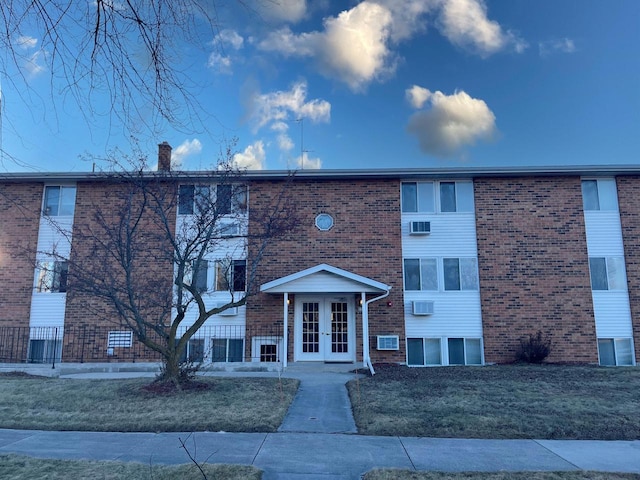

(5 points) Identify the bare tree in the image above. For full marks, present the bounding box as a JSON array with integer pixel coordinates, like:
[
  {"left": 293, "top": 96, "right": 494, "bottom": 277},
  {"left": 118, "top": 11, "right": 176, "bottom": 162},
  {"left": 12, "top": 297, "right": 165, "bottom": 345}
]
[
  {"left": 0, "top": 1, "right": 257, "bottom": 142},
  {"left": 42, "top": 147, "right": 297, "bottom": 386}
]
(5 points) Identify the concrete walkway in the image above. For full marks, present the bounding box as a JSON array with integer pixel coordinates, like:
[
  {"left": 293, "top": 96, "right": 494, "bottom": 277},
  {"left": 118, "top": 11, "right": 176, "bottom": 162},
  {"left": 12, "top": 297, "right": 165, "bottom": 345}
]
[
  {"left": 2, "top": 365, "right": 640, "bottom": 478},
  {"left": 1, "top": 429, "right": 639, "bottom": 479}
]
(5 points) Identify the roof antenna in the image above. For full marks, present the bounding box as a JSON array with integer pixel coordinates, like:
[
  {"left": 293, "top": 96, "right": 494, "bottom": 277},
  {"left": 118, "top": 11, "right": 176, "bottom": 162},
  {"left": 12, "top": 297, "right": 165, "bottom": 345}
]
[{"left": 296, "top": 117, "right": 304, "bottom": 169}]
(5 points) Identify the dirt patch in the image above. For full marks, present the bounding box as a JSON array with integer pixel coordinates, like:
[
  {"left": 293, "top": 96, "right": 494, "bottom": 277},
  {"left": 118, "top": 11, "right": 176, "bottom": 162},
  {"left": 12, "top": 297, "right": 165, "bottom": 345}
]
[
  {"left": 0, "top": 371, "right": 47, "bottom": 379},
  {"left": 140, "top": 379, "right": 213, "bottom": 395}
]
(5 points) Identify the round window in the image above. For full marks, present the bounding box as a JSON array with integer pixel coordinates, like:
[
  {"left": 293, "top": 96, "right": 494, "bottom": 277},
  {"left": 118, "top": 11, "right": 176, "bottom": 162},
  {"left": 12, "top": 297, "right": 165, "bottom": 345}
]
[{"left": 315, "top": 213, "right": 334, "bottom": 231}]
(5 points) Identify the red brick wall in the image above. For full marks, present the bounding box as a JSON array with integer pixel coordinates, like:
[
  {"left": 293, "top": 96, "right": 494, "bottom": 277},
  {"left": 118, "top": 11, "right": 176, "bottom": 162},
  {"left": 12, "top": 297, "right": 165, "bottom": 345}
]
[
  {"left": 616, "top": 176, "right": 640, "bottom": 362},
  {"left": 474, "top": 176, "right": 597, "bottom": 364},
  {"left": 247, "top": 178, "right": 405, "bottom": 363},
  {"left": 0, "top": 183, "right": 43, "bottom": 327},
  {"left": 63, "top": 180, "right": 175, "bottom": 362}
]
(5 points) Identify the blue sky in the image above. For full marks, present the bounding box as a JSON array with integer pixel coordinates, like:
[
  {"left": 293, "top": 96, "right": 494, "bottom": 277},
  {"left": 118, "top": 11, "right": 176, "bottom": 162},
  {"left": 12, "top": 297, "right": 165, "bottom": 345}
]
[{"left": 1, "top": 0, "right": 639, "bottom": 172}]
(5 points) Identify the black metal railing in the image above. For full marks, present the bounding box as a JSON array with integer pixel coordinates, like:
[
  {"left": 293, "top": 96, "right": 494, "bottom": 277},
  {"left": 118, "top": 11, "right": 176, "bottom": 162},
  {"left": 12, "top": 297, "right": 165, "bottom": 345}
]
[{"left": 0, "top": 324, "right": 284, "bottom": 366}]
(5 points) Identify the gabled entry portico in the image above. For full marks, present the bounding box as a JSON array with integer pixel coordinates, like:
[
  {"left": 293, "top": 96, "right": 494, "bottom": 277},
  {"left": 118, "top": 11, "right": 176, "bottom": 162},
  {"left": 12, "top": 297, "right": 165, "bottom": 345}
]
[{"left": 260, "top": 264, "right": 391, "bottom": 372}]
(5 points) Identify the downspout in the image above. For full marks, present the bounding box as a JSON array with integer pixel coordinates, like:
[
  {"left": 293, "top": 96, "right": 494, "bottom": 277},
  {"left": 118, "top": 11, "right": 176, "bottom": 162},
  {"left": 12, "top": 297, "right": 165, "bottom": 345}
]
[{"left": 363, "top": 288, "right": 391, "bottom": 375}]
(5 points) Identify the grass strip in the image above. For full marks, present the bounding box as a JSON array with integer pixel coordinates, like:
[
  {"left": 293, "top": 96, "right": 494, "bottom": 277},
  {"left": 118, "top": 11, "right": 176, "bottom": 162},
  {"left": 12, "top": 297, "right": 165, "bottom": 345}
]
[
  {"left": 348, "top": 364, "right": 640, "bottom": 439},
  {"left": 0, "top": 376, "right": 298, "bottom": 432},
  {"left": 0, "top": 454, "right": 261, "bottom": 480}
]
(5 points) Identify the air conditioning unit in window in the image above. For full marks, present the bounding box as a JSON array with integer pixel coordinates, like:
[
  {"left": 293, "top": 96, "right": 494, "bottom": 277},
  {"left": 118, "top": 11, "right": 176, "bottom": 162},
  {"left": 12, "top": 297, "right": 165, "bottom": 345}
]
[
  {"left": 410, "top": 221, "right": 431, "bottom": 235},
  {"left": 412, "top": 300, "right": 435, "bottom": 316},
  {"left": 377, "top": 335, "right": 399, "bottom": 351},
  {"left": 217, "top": 303, "right": 238, "bottom": 316}
]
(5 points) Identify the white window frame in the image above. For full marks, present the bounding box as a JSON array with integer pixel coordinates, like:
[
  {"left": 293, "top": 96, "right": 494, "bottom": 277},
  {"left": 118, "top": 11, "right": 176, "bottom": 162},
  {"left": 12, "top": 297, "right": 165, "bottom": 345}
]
[
  {"left": 447, "top": 337, "right": 483, "bottom": 365},
  {"left": 43, "top": 185, "right": 76, "bottom": 216},
  {"left": 581, "top": 178, "right": 618, "bottom": 212},
  {"left": 443, "top": 257, "right": 479, "bottom": 291},
  {"left": 35, "top": 260, "right": 69, "bottom": 293},
  {"left": 211, "top": 337, "right": 244, "bottom": 363},
  {"left": 588, "top": 257, "right": 627, "bottom": 291},
  {"left": 402, "top": 180, "right": 474, "bottom": 214},
  {"left": 403, "top": 258, "right": 438, "bottom": 291},
  {"left": 597, "top": 338, "right": 634, "bottom": 366}
]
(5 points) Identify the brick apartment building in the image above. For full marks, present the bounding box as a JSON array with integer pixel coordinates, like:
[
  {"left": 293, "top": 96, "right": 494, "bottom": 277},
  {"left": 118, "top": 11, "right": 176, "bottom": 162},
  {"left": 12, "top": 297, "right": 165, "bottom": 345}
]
[{"left": 1, "top": 151, "right": 638, "bottom": 369}]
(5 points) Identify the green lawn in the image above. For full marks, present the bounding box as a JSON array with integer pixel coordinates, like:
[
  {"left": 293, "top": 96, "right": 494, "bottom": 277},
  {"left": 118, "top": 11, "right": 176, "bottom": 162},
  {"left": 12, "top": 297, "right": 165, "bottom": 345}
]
[
  {"left": 0, "top": 374, "right": 298, "bottom": 432},
  {"left": 348, "top": 364, "right": 640, "bottom": 439}
]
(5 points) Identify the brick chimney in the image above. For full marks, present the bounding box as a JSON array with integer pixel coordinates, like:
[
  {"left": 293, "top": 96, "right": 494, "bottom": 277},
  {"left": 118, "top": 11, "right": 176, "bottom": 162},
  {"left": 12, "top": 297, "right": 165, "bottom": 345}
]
[{"left": 158, "top": 141, "right": 172, "bottom": 171}]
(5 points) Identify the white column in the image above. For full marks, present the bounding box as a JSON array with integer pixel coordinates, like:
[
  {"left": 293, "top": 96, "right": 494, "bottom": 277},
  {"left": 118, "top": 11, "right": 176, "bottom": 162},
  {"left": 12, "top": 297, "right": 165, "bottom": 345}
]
[{"left": 283, "top": 293, "right": 289, "bottom": 369}]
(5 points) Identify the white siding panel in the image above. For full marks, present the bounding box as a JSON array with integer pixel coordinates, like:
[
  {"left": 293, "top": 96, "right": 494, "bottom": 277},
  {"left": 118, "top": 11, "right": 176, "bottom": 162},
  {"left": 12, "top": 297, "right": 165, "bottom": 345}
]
[
  {"left": 29, "top": 294, "right": 66, "bottom": 328},
  {"left": 402, "top": 213, "right": 477, "bottom": 257},
  {"left": 36, "top": 217, "right": 74, "bottom": 257},
  {"left": 584, "top": 212, "right": 624, "bottom": 256},
  {"left": 592, "top": 291, "right": 633, "bottom": 337},
  {"left": 178, "top": 294, "right": 247, "bottom": 328},
  {"left": 404, "top": 291, "right": 483, "bottom": 338}
]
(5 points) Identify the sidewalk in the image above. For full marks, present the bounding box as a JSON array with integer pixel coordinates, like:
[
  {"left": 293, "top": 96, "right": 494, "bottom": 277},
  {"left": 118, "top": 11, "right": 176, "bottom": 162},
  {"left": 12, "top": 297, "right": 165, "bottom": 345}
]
[
  {"left": 1, "top": 366, "right": 639, "bottom": 479},
  {"left": 1, "top": 429, "right": 639, "bottom": 479}
]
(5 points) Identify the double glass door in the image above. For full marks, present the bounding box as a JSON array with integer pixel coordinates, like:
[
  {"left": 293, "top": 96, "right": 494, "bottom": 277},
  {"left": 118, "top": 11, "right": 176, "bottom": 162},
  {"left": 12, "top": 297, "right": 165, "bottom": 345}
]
[{"left": 295, "top": 296, "right": 354, "bottom": 362}]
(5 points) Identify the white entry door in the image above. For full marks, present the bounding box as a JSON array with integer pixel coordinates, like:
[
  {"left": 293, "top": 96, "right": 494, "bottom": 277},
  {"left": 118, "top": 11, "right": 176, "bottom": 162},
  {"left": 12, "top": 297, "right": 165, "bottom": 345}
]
[{"left": 295, "top": 296, "right": 355, "bottom": 362}]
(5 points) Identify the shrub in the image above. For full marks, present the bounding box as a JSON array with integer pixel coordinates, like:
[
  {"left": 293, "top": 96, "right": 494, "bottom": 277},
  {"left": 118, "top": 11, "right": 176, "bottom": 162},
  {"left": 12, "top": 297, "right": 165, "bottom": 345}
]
[{"left": 517, "top": 331, "right": 552, "bottom": 363}]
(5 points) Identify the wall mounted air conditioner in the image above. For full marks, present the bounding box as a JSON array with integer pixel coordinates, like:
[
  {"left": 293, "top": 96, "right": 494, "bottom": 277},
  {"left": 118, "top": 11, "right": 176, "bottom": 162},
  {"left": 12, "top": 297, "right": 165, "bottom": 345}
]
[
  {"left": 410, "top": 221, "right": 431, "bottom": 235},
  {"left": 377, "top": 335, "right": 399, "bottom": 351},
  {"left": 412, "top": 300, "right": 435, "bottom": 316}
]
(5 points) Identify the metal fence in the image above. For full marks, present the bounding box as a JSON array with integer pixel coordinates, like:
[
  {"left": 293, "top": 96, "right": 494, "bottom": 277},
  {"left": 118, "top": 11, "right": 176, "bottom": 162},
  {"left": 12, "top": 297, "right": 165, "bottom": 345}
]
[{"left": 0, "top": 324, "right": 285, "bottom": 366}]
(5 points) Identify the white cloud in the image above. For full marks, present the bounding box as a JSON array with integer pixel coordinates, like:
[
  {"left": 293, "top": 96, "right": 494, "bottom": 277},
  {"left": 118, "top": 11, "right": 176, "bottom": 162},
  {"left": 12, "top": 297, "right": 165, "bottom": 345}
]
[
  {"left": 16, "top": 35, "right": 38, "bottom": 49},
  {"left": 438, "top": 0, "right": 527, "bottom": 56},
  {"left": 277, "top": 133, "right": 294, "bottom": 152},
  {"left": 248, "top": 80, "right": 330, "bottom": 133},
  {"left": 23, "top": 50, "right": 46, "bottom": 77},
  {"left": 406, "top": 88, "right": 497, "bottom": 157},
  {"left": 296, "top": 152, "right": 322, "bottom": 169},
  {"left": 232, "top": 141, "right": 266, "bottom": 170},
  {"left": 171, "top": 139, "right": 202, "bottom": 168},
  {"left": 257, "top": 0, "right": 308, "bottom": 24},
  {"left": 406, "top": 85, "right": 432, "bottom": 109},
  {"left": 373, "top": 0, "right": 437, "bottom": 42},
  {"left": 258, "top": 2, "right": 395, "bottom": 91},
  {"left": 257, "top": 0, "right": 524, "bottom": 91},
  {"left": 539, "top": 38, "right": 576, "bottom": 57},
  {"left": 207, "top": 29, "right": 244, "bottom": 74}
]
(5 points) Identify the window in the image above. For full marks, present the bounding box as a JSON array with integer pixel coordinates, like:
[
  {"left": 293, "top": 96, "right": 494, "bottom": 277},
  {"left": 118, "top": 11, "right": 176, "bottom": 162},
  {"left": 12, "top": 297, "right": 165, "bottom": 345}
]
[
  {"left": 216, "top": 184, "right": 248, "bottom": 215},
  {"left": 211, "top": 338, "right": 243, "bottom": 362},
  {"left": 193, "top": 260, "right": 208, "bottom": 292},
  {"left": 36, "top": 261, "right": 68, "bottom": 293},
  {"left": 28, "top": 339, "right": 62, "bottom": 363},
  {"left": 582, "top": 179, "right": 618, "bottom": 211},
  {"left": 402, "top": 182, "right": 434, "bottom": 213},
  {"left": 403, "top": 258, "right": 437, "bottom": 291},
  {"left": 407, "top": 338, "right": 442, "bottom": 366},
  {"left": 589, "top": 257, "right": 626, "bottom": 291},
  {"left": 178, "top": 185, "right": 211, "bottom": 215},
  {"left": 598, "top": 338, "right": 633, "bottom": 366},
  {"left": 178, "top": 338, "right": 205, "bottom": 363},
  {"left": 402, "top": 181, "right": 473, "bottom": 213},
  {"left": 440, "top": 181, "right": 474, "bottom": 213},
  {"left": 260, "top": 344, "right": 278, "bottom": 362},
  {"left": 443, "top": 258, "right": 478, "bottom": 291},
  {"left": 215, "top": 259, "right": 246, "bottom": 292},
  {"left": 43, "top": 186, "right": 76, "bottom": 216},
  {"left": 448, "top": 338, "right": 482, "bottom": 365}
]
